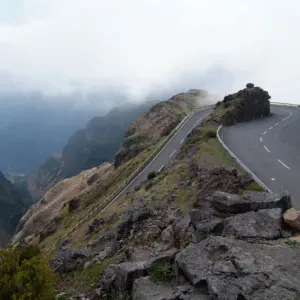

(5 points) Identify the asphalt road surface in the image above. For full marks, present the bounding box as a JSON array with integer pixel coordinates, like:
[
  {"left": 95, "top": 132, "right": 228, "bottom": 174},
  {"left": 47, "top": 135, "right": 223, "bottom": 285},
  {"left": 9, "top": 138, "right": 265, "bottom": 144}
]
[
  {"left": 220, "top": 105, "right": 300, "bottom": 208},
  {"left": 126, "top": 107, "right": 213, "bottom": 191}
]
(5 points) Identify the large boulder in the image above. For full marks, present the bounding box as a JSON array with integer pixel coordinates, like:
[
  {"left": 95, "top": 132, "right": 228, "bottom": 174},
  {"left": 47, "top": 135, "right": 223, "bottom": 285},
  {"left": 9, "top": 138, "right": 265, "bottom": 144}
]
[
  {"left": 221, "top": 85, "right": 271, "bottom": 126},
  {"left": 50, "top": 247, "right": 92, "bottom": 273},
  {"left": 222, "top": 208, "right": 282, "bottom": 239},
  {"left": 176, "top": 236, "right": 300, "bottom": 300},
  {"left": 132, "top": 277, "right": 211, "bottom": 300},
  {"left": 212, "top": 191, "right": 291, "bottom": 214},
  {"left": 283, "top": 208, "right": 300, "bottom": 231},
  {"left": 99, "top": 261, "right": 148, "bottom": 292},
  {"left": 124, "top": 199, "right": 152, "bottom": 223}
]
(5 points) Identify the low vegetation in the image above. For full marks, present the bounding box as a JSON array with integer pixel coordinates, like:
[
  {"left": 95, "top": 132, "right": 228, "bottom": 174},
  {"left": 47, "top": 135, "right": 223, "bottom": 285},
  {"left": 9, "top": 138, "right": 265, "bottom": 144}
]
[
  {"left": 0, "top": 245, "right": 55, "bottom": 300},
  {"left": 149, "top": 262, "right": 174, "bottom": 283}
]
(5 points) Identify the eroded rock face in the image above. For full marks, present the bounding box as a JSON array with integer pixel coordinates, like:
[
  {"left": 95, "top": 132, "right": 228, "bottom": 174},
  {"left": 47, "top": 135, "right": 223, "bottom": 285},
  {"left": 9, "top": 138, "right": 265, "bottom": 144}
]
[{"left": 175, "top": 236, "right": 300, "bottom": 300}]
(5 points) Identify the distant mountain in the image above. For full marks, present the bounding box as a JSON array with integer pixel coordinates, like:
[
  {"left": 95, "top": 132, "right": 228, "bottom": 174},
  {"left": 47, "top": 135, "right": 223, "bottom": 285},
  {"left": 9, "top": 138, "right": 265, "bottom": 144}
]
[
  {"left": 0, "top": 91, "right": 109, "bottom": 175},
  {"left": 15, "top": 101, "right": 157, "bottom": 200},
  {"left": 0, "top": 171, "right": 28, "bottom": 247}
]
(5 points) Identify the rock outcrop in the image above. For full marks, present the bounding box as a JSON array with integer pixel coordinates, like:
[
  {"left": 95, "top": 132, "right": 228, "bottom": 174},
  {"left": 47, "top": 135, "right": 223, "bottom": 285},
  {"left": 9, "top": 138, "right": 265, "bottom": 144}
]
[
  {"left": 218, "top": 84, "right": 271, "bottom": 126},
  {"left": 176, "top": 236, "right": 300, "bottom": 300},
  {"left": 77, "top": 190, "right": 300, "bottom": 300}
]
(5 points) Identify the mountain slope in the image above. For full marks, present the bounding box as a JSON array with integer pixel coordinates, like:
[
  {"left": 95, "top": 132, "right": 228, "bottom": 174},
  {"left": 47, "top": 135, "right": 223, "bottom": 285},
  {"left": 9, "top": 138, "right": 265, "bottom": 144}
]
[
  {"left": 12, "top": 90, "right": 212, "bottom": 245},
  {"left": 15, "top": 101, "right": 158, "bottom": 201},
  {"left": 0, "top": 171, "right": 27, "bottom": 247}
]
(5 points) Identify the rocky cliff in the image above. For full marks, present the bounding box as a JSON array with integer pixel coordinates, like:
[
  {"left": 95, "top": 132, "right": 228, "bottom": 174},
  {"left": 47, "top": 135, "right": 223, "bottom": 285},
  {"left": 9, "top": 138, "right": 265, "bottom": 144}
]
[
  {"left": 216, "top": 83, "right": 271, "bottom": 126},
  {"left": 0, "top": 171, "right": 27, "bottom": 247}
]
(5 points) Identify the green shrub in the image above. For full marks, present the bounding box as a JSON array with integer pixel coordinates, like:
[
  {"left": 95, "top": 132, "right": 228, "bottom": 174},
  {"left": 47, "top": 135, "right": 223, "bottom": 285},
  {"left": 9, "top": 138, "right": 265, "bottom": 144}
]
[
  {"left": 149, "top": 262, "right": 173, "bottom": 283},
  {"left": 0, "top": 245, "right": 55, "bottom": 300},
  {"left": 284, "top": 239, "right": 300, "bottom": 248},
  {"left": 147, "top": 171, "right": 156, "bottom": 180},
  {"left": 204, "top": 130, "right": 216, "bottom": 139}
]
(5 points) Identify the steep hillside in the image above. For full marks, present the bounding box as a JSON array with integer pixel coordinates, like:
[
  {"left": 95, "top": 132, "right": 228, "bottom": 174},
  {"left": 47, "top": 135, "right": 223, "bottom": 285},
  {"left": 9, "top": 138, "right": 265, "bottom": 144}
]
[
  {"left": 115, "top": 89, "right": 213, "bottom": 167},
  {"left": 15, "top": 101, "right": 157, "bottom": 202},
  {"left": 16, "top": 86, "right": 300, "bottom": 300},
  {"left": 0, "top": 171, "right": 28, "bottom": 247},
  {"left": 13, "top": 90, "right": 213, "bottom": 246}
]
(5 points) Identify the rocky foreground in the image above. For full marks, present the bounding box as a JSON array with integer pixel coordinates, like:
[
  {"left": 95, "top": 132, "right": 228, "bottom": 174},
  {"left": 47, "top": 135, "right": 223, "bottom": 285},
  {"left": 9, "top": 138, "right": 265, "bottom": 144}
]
[{"left": 52, "top": 179, "right": 300, "bottom": 300}]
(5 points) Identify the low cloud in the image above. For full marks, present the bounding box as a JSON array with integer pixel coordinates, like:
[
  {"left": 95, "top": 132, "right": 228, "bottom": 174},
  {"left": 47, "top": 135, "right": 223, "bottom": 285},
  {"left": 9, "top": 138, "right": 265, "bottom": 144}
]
[{"left": 0, "top": 0, "right": 299, "bottom": 103}]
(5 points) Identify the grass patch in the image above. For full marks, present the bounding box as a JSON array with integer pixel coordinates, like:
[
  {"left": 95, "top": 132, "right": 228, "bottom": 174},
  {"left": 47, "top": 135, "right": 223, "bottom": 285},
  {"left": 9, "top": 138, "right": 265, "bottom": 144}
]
[
  {"left": 284, "top": 239, "right": 300, "bottom": 248},
  {"left": 149, "top": 262, "right": 173, "bottom": 283},
  {"left": 245, "top": 182, "right": 264, "bottom": 192},
  {"left": 72, "top": 256, "right": 115, "bottom": 293}
]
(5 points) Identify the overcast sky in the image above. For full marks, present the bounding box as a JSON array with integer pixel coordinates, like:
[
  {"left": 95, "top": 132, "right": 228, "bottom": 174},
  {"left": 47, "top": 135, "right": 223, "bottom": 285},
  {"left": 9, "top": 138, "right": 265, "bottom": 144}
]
[{"left": 0, "top": 0, "right": 299, "bottom": 103}]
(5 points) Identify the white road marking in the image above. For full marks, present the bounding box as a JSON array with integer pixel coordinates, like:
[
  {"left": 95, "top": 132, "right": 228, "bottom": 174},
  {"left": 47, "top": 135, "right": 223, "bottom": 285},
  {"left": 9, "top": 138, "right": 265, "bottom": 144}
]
[
  {"left": 281, "top": 109, "right": 293, "bottom": 122},
  {"left": 170, "top": 150, "right": 176, "bottom": 158},
  {"left": 180, "top": 138, "right": 184, "bottom": 144},
  {"left": 260, "top": 137, "right": 263, "bottom": 142},
  {"left": 269, "top": 127, "right": 273, "bottom": 130},
  {"left": 263, "top": 131, "right": 267, "bottom": 135},
  {"left": 264, "top": 146, "right": 271, "bottom": 153},
  {"left": 158, "top": 165, "right": 164, "bottom": 172},
  {"left": 275, "top": 122, "right": 279, "bottom": 126},
  {"left": 277, "top": 159, "right": 291, "bottom": 170},
  {"left": 271, "top": 178, "right": 275, "bottom": 181}
]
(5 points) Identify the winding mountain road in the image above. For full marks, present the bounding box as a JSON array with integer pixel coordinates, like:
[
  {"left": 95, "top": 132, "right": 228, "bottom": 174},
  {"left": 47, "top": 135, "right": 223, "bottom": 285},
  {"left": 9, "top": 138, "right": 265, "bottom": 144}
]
[
  {"left": 125, "top": 107, "right": 213, "bottom": 191},
  {"left": 220, "top": 105, "right": 300, "bottom": 208}
]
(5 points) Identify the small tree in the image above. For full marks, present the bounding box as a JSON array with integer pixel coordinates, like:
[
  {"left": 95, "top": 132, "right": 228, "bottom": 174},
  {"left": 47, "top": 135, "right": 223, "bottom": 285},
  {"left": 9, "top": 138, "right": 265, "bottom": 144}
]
[{"left": 0, "top": 245, "right": 55, "bottom": 300}]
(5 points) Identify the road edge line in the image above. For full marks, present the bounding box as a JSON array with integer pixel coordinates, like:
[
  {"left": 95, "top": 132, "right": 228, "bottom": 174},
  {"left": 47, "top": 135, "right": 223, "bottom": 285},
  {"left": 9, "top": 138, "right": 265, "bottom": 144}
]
[{"left": 217, "top": 125, "right": 273, "bottom": 193}]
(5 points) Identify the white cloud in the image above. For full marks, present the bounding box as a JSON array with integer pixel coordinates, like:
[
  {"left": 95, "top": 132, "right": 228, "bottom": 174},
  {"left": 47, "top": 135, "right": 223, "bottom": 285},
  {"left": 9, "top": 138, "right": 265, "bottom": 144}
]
[{"left": 0, "top": 0, "right": 299, "bottom": 102}]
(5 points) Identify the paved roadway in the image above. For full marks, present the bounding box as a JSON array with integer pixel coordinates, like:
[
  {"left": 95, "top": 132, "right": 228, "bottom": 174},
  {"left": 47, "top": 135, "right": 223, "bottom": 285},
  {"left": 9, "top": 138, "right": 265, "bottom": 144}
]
[
  {"left": 126, "top": 107, "right": 213, "bottom": 191},
  {"left": 220, "top": 105, "right": 300, "bottom": 208}
]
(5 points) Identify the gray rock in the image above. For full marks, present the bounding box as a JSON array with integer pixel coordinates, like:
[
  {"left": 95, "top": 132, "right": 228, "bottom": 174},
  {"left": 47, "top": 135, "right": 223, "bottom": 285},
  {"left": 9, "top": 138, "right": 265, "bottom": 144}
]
[
  {"left": 50, "top": 247, "right": 92, "bottom": 273},
  {"left": 88, "top": 218, "right": 105, "bottom": 234},
  {"left": 124, "top": 199, "right": 151, "bottom": 223},
  {"left": 60, "top": 237, "right": 72, "bottom": 248},
  {"left": 145, "top": 248, "right": 178, "bottom": 269},
  {"left": 84, "top": 260, "right": 94, "bottom": 269},
  {"left": 223, "top": 208, "right": 282, "bottom": 239},
  {"left": 194, "top": 218, "right": 224, "bottom": 242},
  {"left": 212, "top": 191, "right": 291, "bottom": 214},
  {"left": 189, "top": 208, "right": 215, "bottom": 228},
  {"left": 99, "top": 261, "right": 147, "bottom": 291},
  {"left": 176, "top": 236, "right": 300, "bottom": 300},
  {"left": 283, "top": 207, "right": 300, "bottom": 231},
  {"left": 173, "top": 215, "right": 193, "bottom": 248},
  {"left": 161, "top": 225, "right": 174, "bottom": 244},
  {"left": 132, "top": 277, "right": 211, "bottom": 300},
  {"left": 56, "top": 292, "right": 67, "bottom": 299}
]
